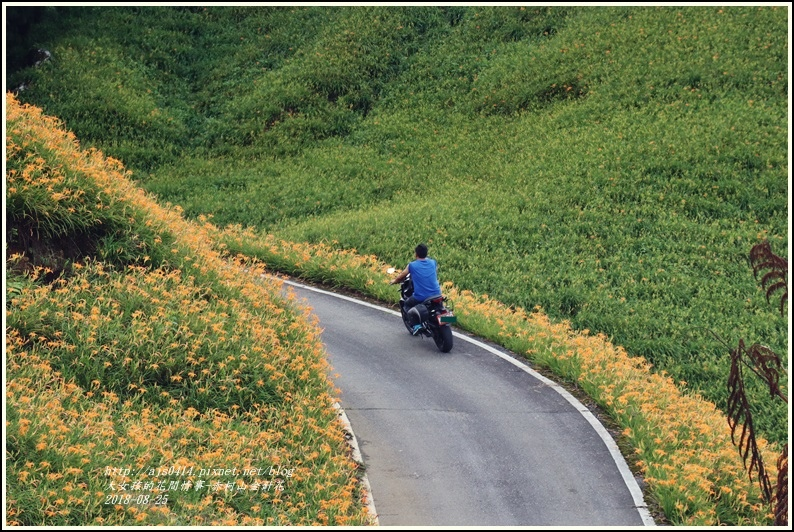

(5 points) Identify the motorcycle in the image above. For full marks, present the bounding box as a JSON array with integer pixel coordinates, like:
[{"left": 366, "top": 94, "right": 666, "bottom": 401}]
[{"left": 392, "top": 271, "right": 456, "bottom": 353}]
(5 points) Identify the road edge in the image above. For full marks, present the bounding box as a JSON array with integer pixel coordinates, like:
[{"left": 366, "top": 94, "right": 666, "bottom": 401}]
[{"left": 335, "top": 402, "right": 380, "bottom": 526}]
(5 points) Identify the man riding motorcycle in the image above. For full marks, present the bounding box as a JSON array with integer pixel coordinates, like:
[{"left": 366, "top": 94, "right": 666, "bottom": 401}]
[{"left": 389, "top": 243, "right": 442, "bottom": 335}]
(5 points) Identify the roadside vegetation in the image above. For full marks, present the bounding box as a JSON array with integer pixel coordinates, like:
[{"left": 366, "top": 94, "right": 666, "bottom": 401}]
[{"left": 6, "top": 4, "right": 788, "bottom": 525}]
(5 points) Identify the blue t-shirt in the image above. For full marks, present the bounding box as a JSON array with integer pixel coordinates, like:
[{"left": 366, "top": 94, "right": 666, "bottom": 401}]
[{"left": 408, "top": 258, "right": 442, "bottom": 301}]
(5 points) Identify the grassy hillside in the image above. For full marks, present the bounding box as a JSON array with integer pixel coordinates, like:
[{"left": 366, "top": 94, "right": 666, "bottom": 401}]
[
  {"left": 5, "top": 95, "right": 372, "bottom": 526},
  {"left": 6, "top": 0, "right": 788, "bottom": 482},
  {"left": 9, "top": 4, "right": 786, "bottom": 445},
  {"left": 5, "top": 5, "right": 790, "bottom": 525},
  {"left": 7, "top": 96, "right": 785, "bottom": 527},
  {"left": 7, "top": 97, "right": 783, "bottom": 528}
]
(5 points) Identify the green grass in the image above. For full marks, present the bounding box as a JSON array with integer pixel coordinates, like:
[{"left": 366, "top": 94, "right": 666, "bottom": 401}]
[{"left": 6, "top": 3, "right": 788, "bottom": 517}]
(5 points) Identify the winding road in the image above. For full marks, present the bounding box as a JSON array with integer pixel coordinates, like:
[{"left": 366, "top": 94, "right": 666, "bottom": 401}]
[{"left": 283, "top": 278, "right": 655, "bottom": 527}]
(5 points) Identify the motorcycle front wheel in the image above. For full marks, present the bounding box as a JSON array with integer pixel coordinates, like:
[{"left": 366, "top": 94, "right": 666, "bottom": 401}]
[{"left": 434, "top": 325, "right": 454, "bottom": 353}]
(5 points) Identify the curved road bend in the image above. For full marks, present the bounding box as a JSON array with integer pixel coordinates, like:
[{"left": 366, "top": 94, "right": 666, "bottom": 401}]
[{"left": 283, "top": 279, "right": 654, "bottom": 527}]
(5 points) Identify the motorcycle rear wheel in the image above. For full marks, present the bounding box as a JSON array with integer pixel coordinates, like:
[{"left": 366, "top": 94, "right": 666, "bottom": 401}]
[{"left": 434, "top": 325, "right": 454, "bottom": 353}]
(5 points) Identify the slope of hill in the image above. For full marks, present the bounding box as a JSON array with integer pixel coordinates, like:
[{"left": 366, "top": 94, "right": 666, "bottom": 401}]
[{"left": 5, "top": 94, "right": 373, "bottom": 526}]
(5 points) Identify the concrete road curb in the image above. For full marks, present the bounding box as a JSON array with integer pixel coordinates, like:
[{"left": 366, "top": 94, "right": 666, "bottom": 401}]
[
  {"left": 258, "top": 272, "right": 380, "bottom": 524},
  {"left": 335, "top": 402, "right": 380, "bottom": 525}
]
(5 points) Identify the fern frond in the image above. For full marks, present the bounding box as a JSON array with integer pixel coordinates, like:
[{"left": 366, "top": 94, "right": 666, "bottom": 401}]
[
  {"left": 727, "top": 340, "right": 774, "bottom": 503},
  {"left": 750, "top": 241, "right": 788, "bottom": 317}
]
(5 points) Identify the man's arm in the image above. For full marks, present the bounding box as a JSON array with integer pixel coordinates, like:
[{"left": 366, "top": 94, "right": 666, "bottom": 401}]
[{"left": 389, "top": 265, "right": 410, "bottom": 285}]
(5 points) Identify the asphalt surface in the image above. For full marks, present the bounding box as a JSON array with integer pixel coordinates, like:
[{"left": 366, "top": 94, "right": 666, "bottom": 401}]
[{"left": 283, "top": 279, "right": 655, "bottom": 527}]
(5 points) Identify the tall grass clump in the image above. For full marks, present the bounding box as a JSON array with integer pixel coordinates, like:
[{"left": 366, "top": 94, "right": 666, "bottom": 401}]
[{"left": 5, "top": 94, "right": 373, "bottom": 526}]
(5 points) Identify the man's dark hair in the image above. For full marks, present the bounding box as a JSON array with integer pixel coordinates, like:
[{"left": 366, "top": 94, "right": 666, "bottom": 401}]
[{"left": 415, "top": 243, "right": 428, "bottom": 258}]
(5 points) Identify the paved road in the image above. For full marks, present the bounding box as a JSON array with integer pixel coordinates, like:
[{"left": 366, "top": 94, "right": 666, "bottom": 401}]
[{"left": 284, "top": 280, "right": 654, "bottom": 527}]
